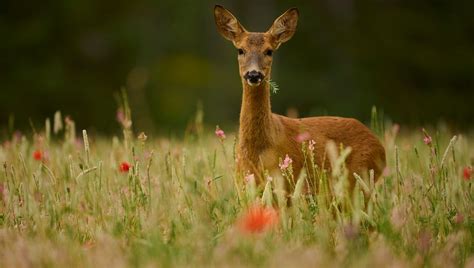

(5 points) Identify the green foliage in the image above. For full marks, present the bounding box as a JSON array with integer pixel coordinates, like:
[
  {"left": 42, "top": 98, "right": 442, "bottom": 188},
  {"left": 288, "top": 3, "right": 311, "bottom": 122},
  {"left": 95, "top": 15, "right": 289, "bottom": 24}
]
[
  {"left": 268, "top": 79, "right": 280, "bottom": 95},
  {"left": 371, "top": 106, "right": 385, "bottom": 138},
  {"left": 0, "top": 113, "right": 473, "bottom": 267}
]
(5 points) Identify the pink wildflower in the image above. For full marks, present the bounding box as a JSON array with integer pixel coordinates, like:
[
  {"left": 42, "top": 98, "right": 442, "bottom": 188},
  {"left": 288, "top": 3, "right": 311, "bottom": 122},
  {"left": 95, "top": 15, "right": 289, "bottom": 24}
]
[
  {"left": 116, "top": 108, "right": 125, "bottom": 124},
  {"left": 422, "top": 128, "right": 432, "bottom": 145},
  {"left": 423, "top": 136, "right": 432, "bottom": 145},
  {"left": 116, "top": 108, "right": 132, "bottom": 128},
  {"left": 295, "top": 132, "right": 310, "bottom": 143},
  {"left": 279, "top": 154, "right": 293, "bottom": 170},
  {"left": 215, "top": 126, "right": 226, "bottom": 140}
]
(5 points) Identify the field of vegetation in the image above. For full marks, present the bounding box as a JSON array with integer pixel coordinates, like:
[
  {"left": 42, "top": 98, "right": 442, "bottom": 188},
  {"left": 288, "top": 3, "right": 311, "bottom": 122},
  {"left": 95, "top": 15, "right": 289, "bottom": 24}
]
[{"left": 0, "top": 104, "right": 473, "bottom": 267}]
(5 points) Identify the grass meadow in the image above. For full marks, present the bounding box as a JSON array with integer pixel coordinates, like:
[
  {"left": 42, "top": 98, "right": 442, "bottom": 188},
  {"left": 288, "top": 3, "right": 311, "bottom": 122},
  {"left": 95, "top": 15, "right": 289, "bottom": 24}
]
[{"left": 0, "top": 104, "right": 473, "bottom": 267}]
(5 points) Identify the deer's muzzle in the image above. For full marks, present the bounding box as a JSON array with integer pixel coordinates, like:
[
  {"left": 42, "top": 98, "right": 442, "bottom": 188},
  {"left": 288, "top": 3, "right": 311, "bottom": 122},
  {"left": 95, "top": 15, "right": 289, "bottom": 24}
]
[{"left": 244, "top": 70, "right": 264, "bottom": 86}]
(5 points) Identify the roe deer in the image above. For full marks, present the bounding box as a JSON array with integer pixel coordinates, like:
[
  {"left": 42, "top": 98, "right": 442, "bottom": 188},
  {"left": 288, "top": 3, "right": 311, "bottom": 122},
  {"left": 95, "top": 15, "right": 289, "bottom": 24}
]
[{"left": 214, "top": 5, "right": 386, "bottom": 185}]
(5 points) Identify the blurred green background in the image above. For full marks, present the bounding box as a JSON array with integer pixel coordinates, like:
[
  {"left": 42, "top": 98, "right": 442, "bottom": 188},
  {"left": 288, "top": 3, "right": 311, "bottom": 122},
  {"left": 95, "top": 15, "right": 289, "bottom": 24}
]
[{"left": 1, "top": 0, "right": 473, "bottom": 134}]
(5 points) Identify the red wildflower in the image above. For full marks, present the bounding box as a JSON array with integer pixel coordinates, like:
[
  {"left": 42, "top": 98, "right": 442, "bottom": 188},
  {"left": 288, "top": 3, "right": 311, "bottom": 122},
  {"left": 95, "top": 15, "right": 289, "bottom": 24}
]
[
  {"left": 238, "top": 205, "right": 279, "bottom": 234},
  {"left": 463, "top": 167, "right": 472, "bottom": 181},
  {"left": 119, "top": 162, "right": 131, "bottom": 173},
  {"left": 32, "top": 150, "right": 43, "bottom": 161}
]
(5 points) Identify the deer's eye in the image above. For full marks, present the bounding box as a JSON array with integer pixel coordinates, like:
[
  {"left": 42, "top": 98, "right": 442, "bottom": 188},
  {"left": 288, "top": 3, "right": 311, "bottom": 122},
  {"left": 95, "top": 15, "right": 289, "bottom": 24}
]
[
  {"left": 265, "top": 49, "right": 273, "bottom": 56},
  {"left": 238, "top": 49, "right": 245, "bottom": 55}
]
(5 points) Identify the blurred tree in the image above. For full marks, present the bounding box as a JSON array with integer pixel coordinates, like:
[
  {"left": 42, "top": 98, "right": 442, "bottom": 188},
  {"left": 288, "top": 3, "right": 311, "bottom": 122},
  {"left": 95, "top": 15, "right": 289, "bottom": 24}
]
[{"left": 0, "top": 0, "right": 473, "bottom": 135}]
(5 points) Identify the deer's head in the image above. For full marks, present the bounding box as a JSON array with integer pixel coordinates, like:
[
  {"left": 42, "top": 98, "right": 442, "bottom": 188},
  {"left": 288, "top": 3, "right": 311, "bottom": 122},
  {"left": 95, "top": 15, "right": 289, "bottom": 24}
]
[{"left": 214, "top": 5, "right": 299, "bottom": 87}]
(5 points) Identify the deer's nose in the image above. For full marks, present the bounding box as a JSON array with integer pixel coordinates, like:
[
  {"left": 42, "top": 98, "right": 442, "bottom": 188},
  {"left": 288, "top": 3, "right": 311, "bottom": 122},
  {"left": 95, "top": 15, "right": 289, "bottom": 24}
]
[{"left": 244, "top": 70, "right": 264, "bottom": 84}]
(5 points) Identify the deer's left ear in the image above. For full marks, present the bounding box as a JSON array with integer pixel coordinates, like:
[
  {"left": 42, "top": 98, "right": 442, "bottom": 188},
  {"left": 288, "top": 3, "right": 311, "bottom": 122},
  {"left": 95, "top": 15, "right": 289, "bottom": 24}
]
[{"left": 268, "top": 8, "right": 299, "bottom": 47}]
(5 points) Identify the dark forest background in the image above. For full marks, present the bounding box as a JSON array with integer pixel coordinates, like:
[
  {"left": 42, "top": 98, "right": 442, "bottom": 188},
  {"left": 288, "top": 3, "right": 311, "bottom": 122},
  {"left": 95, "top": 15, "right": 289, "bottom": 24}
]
[{"left": 1, "top": 0, "right": 473, "bottom": 134}]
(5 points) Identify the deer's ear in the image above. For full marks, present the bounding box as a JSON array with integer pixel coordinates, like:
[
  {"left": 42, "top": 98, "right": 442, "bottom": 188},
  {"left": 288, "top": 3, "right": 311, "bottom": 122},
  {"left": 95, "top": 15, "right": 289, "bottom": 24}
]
[
  {"left": 214, "top": 5, "right": 246, "bottom": 44},
  {"left": 268, "top": 8, "right": 299, "bottom": 47}
]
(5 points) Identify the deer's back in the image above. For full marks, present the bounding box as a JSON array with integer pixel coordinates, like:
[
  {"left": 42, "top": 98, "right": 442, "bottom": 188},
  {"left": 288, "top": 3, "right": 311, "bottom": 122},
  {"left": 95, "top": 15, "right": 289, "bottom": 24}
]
[{"left": 274, "top": 115, "right": 386, "bottom": 178}]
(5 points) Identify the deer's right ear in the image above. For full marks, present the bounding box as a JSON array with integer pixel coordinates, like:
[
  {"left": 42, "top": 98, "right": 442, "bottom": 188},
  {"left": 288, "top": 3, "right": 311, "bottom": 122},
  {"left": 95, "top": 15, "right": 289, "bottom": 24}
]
[{"left": 214, "top": 5, "right": 246, "bottom": 44}]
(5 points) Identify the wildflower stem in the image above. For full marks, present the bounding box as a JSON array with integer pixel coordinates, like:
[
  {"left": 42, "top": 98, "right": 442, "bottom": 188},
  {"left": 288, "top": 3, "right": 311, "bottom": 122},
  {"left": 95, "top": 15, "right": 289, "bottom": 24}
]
[{"left": 82, "top": 129, "right": 90, "bottom": 167}]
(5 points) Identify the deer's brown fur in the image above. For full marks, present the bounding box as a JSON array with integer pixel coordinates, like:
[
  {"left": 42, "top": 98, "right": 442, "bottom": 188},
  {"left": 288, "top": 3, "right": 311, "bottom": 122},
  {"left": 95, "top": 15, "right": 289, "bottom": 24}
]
[{"left": 214, "top": 5, "right": 386, "bottom": 185}]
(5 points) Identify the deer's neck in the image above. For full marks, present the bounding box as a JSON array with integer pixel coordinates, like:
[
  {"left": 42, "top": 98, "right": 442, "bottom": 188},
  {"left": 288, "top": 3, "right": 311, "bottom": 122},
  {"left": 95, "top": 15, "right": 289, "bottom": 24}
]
[{"left": 239, "top": 80, "right": 274, "bottom": 152}]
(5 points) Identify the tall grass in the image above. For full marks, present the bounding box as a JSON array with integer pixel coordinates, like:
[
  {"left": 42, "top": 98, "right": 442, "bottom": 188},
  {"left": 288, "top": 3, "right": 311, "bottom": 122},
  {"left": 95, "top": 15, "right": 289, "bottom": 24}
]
[{"left": 0, "top": 106, "right": 472, "bottom": 267}]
